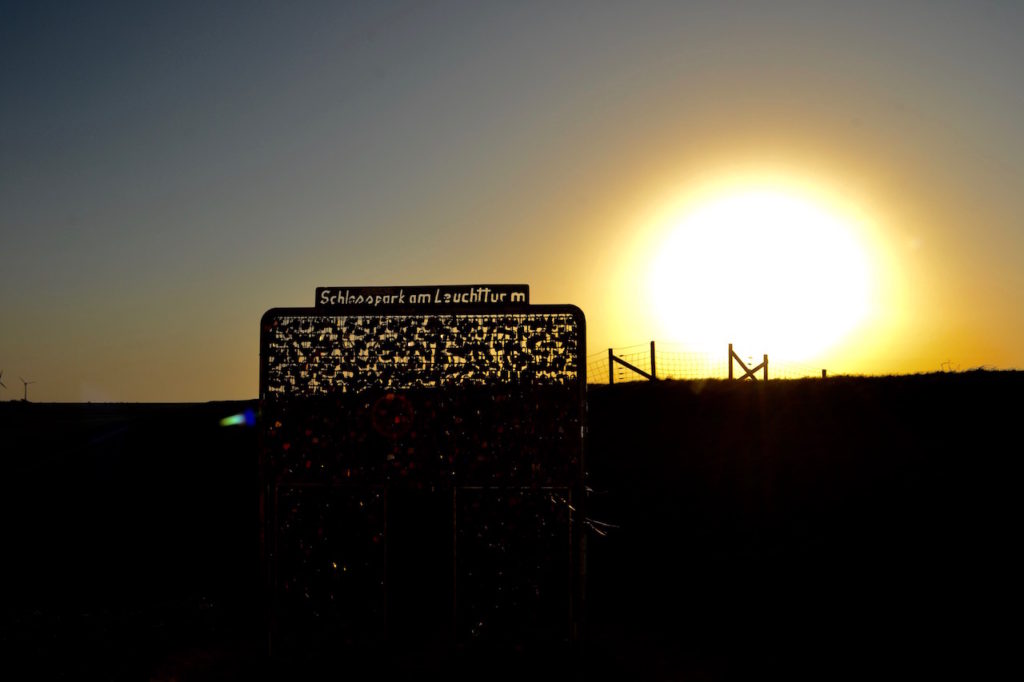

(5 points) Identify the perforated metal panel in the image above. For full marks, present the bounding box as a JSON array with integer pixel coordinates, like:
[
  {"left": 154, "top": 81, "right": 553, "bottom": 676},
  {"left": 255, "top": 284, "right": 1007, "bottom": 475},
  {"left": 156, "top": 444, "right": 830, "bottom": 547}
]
[{"left": 259, "top": 305, "right": 585, "bottom": 660}]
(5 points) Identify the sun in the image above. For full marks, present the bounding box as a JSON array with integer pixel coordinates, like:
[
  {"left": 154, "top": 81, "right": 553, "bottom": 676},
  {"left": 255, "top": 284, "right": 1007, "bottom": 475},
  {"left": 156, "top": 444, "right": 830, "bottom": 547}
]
[{"left": 648, "top": 189, "right": 874, "bottom": 362}]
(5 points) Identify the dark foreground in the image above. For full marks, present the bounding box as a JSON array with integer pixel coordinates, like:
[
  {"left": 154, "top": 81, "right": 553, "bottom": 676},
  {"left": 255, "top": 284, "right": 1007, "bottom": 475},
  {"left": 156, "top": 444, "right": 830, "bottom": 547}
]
[{"left": 2, "top": 372, "right": 1018, "bottom": 679}]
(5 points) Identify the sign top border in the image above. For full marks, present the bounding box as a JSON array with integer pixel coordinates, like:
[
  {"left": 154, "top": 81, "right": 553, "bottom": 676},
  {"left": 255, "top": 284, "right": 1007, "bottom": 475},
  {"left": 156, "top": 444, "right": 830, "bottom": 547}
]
[{"left": 263, "top": 302, "right": 584, "bottom": 326}]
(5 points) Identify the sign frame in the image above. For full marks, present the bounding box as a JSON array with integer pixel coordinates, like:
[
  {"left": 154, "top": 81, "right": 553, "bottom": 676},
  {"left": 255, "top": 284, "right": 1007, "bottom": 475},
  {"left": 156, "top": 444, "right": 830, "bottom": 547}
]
[{"left": 258, "top": 301, "right": 587, "bottom": 657}]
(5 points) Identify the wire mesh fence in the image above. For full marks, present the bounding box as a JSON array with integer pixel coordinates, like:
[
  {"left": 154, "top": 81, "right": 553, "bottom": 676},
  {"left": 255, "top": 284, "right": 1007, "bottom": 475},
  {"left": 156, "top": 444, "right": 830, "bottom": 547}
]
[
  {"left": 587, "top": 342, "right": 826, "bottom": 384},
  {"left": 771, "top": 358, "right": 827, "bottom": 380}
]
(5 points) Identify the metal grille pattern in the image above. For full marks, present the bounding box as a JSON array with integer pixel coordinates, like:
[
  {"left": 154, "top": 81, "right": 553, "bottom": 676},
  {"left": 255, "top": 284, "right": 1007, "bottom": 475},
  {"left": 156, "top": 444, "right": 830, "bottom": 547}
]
[
  {"left": 260, "top": 307, "right": 585, "bottom": 659},
  {"left": 263, "top": 313, "right": 580, "bottom": 396}
]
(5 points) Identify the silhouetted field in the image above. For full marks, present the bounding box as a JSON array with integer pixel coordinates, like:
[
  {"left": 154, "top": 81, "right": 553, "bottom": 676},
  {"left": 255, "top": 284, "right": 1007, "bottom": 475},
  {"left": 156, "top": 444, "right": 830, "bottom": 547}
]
[
  {"left": 1, "top": 372, "right": 1018, "bottom": 679},
  {"left": 585, "top": 372, "right": 1017, "bottom": 679}
]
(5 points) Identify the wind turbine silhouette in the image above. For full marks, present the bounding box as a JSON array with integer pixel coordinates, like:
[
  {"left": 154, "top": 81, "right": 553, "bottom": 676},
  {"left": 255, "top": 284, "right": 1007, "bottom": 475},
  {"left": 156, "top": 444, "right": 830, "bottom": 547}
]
[{"left": 20, "top": 377, "right": 36, "bottom": 402}]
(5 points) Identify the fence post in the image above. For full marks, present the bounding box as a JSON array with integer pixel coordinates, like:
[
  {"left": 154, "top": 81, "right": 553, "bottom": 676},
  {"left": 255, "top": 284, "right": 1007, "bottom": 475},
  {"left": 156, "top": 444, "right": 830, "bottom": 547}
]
[
  {"left": 728, "top": 343, "right": 734, "bottom": 380},
  {"left": 763, "top": 354, "right": 768, "bottom": 381},
  {"left": 608, "top": 348, "right": 614, "bottom": 385},
  {"left": 822, "top": 369, "right": 827, "bottom": 378},
  {"left": 650, "top": 341, "right": 656, "bottom": 379}
]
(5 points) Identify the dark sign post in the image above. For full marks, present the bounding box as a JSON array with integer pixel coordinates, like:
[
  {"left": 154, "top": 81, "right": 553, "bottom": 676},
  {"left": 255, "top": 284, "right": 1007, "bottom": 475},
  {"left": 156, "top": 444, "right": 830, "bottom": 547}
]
[{"left": 259, "top": 286, "right": 585, "bottom": 668}]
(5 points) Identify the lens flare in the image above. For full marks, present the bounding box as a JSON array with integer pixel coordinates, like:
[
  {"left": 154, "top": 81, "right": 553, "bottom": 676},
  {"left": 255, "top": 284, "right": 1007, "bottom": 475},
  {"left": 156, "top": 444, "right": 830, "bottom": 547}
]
[{"left": 220, "top": 408, "right": 256, "bottom": 427}]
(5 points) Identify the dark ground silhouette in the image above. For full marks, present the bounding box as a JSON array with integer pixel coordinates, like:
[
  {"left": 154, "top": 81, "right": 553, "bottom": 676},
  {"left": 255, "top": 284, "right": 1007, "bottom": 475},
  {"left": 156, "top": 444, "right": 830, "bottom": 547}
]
[{"left": 1, "top": 371, "right": 1017, "bottom": 679}]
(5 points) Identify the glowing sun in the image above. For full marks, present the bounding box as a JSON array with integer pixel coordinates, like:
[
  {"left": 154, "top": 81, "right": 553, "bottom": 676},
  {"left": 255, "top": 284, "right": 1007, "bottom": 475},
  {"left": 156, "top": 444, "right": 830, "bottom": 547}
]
[{"left": 648, "top": 189, "right": 873, "bottom": 361}]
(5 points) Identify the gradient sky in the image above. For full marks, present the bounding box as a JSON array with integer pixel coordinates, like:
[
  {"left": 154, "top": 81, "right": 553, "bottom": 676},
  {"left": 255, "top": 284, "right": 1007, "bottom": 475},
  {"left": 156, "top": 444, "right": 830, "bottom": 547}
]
[{"left": 2, "top": 0, "right": 1022, "bottom": 401}]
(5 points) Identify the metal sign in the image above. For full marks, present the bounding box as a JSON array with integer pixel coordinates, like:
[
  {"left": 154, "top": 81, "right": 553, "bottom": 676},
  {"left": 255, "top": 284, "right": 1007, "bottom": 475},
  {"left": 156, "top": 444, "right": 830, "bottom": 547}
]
[
  {"left": 259, "top": 293, "right": 585, "bottom": 663},
  {"left": 315, "top": 284, "right": 529, "bottom": 309}
]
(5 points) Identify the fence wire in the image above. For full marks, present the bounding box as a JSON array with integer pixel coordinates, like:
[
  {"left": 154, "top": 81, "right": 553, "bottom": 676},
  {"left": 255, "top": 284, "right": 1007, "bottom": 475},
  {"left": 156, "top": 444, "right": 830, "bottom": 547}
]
[{"left": 587, "top": 343, "right": 825, "bottom": 384}]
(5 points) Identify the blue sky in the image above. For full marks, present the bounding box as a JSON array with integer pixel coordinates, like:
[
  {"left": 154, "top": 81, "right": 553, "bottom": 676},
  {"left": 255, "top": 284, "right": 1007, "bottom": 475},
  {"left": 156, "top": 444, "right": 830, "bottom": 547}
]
[{"left": 2, "top": 1, "right": 1022, "bottom": 400}]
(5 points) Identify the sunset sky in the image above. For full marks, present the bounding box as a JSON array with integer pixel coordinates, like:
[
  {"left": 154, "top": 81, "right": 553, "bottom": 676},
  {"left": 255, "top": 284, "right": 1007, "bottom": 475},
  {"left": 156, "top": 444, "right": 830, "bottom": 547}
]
[{"left": 2, "top": 1, "right": 1023, "bottom": 401}]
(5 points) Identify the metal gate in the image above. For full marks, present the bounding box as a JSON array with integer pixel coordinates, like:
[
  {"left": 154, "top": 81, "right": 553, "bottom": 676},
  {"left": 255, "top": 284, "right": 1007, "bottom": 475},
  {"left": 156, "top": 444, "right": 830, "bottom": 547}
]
[{"left": 259, "top": 296, "right": 585, "bottom": 664}]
